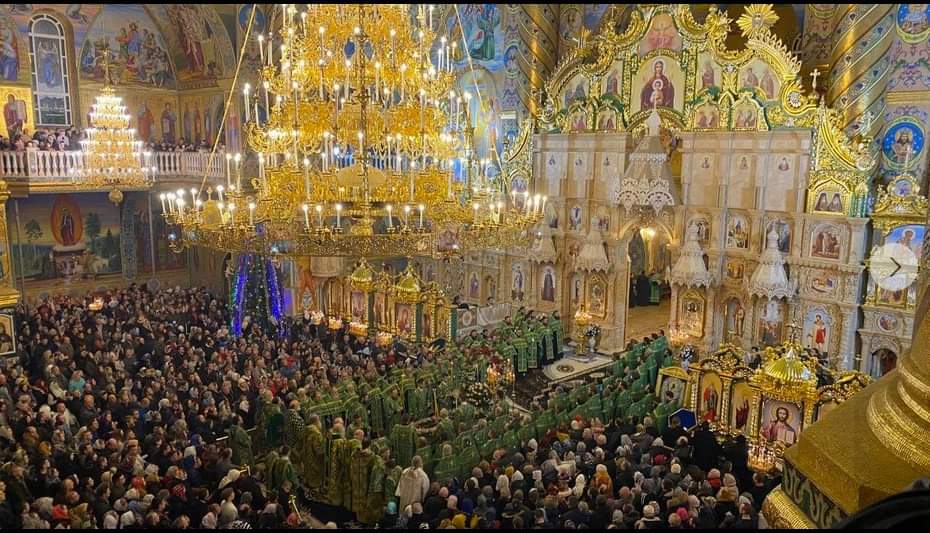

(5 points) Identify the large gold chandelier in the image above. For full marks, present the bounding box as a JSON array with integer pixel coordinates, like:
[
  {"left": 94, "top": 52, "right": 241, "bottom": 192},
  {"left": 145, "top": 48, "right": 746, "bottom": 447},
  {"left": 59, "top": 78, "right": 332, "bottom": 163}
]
[
  {"left": 164, "top": 4, "right": 541, "bottom": 258},
  {"left": 72, "top": 84, "right": 153, "bottom": 192}
]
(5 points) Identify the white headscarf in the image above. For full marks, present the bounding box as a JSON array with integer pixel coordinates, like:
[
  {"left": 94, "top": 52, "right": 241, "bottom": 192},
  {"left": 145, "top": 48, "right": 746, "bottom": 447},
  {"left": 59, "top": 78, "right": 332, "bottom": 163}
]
[
  {"left": 573, "top": 474, "right": 587, "bottom": 498},
  {"left": 496, "top": 474, "right": 511, "bottom": 499}
]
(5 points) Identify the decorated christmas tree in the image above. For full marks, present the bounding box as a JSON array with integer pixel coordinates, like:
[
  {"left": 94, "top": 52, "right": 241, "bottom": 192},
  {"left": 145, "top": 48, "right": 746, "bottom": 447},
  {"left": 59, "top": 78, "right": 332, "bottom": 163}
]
[{"left": 230, "top": 254, "right": 286, "bottom": 338}]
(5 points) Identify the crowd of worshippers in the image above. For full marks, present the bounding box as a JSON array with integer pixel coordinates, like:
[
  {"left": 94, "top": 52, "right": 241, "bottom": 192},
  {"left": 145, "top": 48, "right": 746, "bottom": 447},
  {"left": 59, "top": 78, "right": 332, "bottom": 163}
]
[
  {"left": 0, "top": 283, "right": 777, "bottom": 529},
  {"left": 0, "top": 284, "right": 325, "bottom": 528},
  {"left": 0, "top": 283, "right": 563, "bottom": 528}
]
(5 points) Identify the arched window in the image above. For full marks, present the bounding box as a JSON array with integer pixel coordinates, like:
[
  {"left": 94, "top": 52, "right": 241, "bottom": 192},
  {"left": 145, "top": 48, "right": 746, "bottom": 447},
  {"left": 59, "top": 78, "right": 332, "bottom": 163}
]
[{"left": 28, "top": 14, "right": 72, "bottom": 127}]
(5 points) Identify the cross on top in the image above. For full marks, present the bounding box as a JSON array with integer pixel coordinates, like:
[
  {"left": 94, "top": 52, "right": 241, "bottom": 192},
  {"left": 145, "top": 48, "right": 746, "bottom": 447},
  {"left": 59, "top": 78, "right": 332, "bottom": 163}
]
[
  {"left": 786, "top": 322, "right": 801, "bottom": 342},
  {"left": 810, "top": 69, "right": 821, "bottom": 92}
]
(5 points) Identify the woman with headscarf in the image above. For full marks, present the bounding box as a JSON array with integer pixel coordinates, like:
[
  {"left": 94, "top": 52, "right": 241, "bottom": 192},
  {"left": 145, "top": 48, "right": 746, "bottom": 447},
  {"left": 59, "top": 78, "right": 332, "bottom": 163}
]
[
  {"left": 715, "top": 473, "right": 739, "bottom": 519},
  {"left": 496, "top": 473, "right": 511, "bottom": 501},
  {"left": 572, "top": 473, "right": 587, "bottom": 499},
  {"left": 593, "top": 463, "right": 612, "bottom": 495},
  {"left": 200, "top": 511, "right": 217, "bottom": 529}
]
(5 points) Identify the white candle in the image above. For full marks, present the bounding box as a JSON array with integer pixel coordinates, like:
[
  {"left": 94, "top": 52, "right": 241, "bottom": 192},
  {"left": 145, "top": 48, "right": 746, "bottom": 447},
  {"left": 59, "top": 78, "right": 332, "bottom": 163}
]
[
  {"left": 159, "top": 193, "right": 166, "bottom": 213},
  {"left": 418, "top": 204, "right": 424, "bottom": 228},
  {"left": 225, "top": 153, "right": 231, "bottom": 188},
  {"left": 335, "top": 203, "right": 342, "bottom": 228},
  {"left": 243, "top": 84, "right": 251, "bottom": 121},
  {"left": 258, "top": 34, "right": 265, "bottom": 64},
  {"left": 447, "top": 165, "right": 453, "bottom": 198},
  {"left": 473, "top": 202, "right": 479, "bottom": 225},
  {"left": 217, "top": 185, "right": 224, "bottom": 204},
  {"left": 302, "top": 204, "right": 310, "bottom": 229},
  {"left": 400, "top": 64, "right": 406, "bottom": 101},
  {"left": 316, "top": 204, "right": 323, "bottom": 226},
  {"left": 390, "top": 29, "right": 396, "bottom": 66},
  {"left": 229, "top": 203, "right": 236, "bottom": 224},
  {"left": 403, "top": 205, "right": 410, "bottom": 227},
  {"left": 386, "top": 205, "right": 393, "bottom": 228},
  {"left": 248, "top": 202, "right": 255, "bottom": 225},
  {"left": 303, "top": 157, "right": 310, "bottom": 198},
  {"left": 345, "top": 60, "right": 351, "bottom": 98},
  {"left": 234, "top": 153, "right": 242, "bottom": 190},
  {"left": 408, "top": 160, "right": 415, "bottom": 201},
  {"left": 258, "top": 152, "right": 265, "bottom": 182}
]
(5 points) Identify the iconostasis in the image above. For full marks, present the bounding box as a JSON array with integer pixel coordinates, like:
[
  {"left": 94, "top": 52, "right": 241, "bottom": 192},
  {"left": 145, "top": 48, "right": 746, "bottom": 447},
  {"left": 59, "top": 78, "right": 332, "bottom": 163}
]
[{"left": 418, "top": 4, "right": 891, "bottom": 372}]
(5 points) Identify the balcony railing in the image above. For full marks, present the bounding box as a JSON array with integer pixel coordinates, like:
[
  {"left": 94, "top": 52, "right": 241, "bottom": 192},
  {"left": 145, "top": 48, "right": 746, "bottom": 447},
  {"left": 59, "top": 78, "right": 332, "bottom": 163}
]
[{"left": 0, "top": 147, "right": 226, "bottom": 184}]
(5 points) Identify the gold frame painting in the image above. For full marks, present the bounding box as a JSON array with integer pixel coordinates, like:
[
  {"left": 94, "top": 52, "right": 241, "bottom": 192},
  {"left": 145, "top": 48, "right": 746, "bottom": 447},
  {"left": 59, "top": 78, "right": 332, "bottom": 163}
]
[
  {"left": 586, "top": 273, "right": 609, "bottom": 318},
  {"left": 0, "top": 313, "right": 15, "bottom": 356},
  {"left": 655, "top": 366, "right": 690, "bottom": 407}
]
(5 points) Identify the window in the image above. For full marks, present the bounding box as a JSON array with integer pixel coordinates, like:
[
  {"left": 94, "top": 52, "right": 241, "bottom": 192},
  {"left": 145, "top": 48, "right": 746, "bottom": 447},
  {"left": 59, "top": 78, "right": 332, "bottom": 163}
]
[{"left": 28, "top": 14, "right": 72, "bottom": 127}]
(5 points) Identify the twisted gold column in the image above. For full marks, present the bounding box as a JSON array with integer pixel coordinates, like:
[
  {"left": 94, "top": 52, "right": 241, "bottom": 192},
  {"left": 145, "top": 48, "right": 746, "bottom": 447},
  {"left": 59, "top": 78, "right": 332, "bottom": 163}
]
[
  {"left": 826, "top": 4, "right": 896, "bottom": 139},
  {"left": 517, "top": 4, "right": 561, "bottom": 116}
]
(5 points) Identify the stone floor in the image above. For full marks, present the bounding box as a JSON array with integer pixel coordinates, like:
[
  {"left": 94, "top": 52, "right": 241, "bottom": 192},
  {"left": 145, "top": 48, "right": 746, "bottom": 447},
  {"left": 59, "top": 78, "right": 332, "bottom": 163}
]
[{"left": 625, "top": 298, "right": 671, "bottom": 343}]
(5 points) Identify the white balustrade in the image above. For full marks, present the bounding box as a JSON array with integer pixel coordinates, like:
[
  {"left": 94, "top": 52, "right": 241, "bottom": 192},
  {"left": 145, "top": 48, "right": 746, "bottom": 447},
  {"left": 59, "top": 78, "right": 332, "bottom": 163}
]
[{"left": 0, "top": 147, "right": 226, "bottom": 183}]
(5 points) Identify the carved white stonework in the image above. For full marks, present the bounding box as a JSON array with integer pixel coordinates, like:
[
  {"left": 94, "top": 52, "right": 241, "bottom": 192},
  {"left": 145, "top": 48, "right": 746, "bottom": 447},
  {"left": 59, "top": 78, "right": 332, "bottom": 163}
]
[
  {"left": 615, "top": 109, "right": 677, "bottom": 214},
  {"left": 671, "top": 223, "right": 715, "bottom": 288},
  {"left": 746, "top": 229, "right": 797, "bottom": 300},
  {"left": 574, "top": 225, "right": 610, "bottom": 272}
]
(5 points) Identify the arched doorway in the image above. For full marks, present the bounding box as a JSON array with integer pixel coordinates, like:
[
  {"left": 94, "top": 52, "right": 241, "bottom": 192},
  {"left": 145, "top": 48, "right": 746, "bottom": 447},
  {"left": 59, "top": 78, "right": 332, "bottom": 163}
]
[
  {"left": 873, "top": 348, "right": 897, "bottom": 376},
  {"left": 624, "top": 224, "right": 672, "bottom": 343}
]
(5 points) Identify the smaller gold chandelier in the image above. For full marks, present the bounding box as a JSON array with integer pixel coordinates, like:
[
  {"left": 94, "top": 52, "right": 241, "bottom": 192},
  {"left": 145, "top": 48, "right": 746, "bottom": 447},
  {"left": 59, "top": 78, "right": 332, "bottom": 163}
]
[{"left": 72, "top": 84, "right": 154, "bottom": 191}]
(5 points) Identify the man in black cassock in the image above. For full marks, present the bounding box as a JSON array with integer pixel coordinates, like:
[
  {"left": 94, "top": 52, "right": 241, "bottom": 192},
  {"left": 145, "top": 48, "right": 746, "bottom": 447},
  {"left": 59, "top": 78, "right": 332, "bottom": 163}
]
[
  {"left": 636, "top": 272, "right": 652, "bottom": 307},
  {"left": 629, "top": 273, "right": 638, "bottom": 308}
]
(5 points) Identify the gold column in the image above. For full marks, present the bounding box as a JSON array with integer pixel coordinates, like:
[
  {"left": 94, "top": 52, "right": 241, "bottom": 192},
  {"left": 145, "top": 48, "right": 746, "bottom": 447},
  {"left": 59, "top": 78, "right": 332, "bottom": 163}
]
[
  {"left": 826, "top": 4, "right": 896, "bottom": 139},
  {"left": 0, "top": 180, "right": 20, "bottom": 308},
  {"left": 517, "top": 4, "right": 561, "bottom": 116}
]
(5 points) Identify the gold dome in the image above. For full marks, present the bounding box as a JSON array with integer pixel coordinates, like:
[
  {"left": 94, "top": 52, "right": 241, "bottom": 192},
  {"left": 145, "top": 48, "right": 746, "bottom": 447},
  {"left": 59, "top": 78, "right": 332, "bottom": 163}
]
[
  {"left": 394, "top": 265, "right": 422, "bottom": 303},
  {"left": 349, "top": 259, "right": 375, "bottom": 291},
  {"left": 762, "top": 347, "right": 813, "bottom": 383}
]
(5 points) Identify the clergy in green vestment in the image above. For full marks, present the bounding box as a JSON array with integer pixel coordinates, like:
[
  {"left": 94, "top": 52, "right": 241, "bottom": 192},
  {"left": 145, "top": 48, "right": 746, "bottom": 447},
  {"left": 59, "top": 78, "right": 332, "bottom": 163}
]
[
  {"left": 254, "top": 390, "right": 275, "bottom": 452},
  {"left": 298, "top": 414, "right": 326, "bottom": 496},
  {"left": 389, "top": 415, "right": 417, "bottom": 468},
  {"left": 267, "top": 445, "right": 300, "bottom": 493},
  {"left": 525, "top": 325, "right": 539, "bottom": 370},
  {"left": 383, "top": 388, "right": 403, "bottom": 436},
  {"left": 226, "top": 416, "right": 254, "bottom": 468},
  {"left": 499, "top": 341, "right": 520, "bottom": 375},
  {"left": 364, "top": 449, "right": 388, "bottom": 525},
  {"left": 383, "top": 454, "right": 403, "bottom": 507},
  {"left": 328, "top": 429, "right": 361, "bottom": 506},
  {"left": 283, "top": 400, "right": 304, "bottom": 451},
  {"left": 548, "top": 312, "right": 564, "bottom": 360},
  {"left": 433, "top": 443, "right": 457, "bottom": 486},
  {"left": 649, "top": 272, "right": 662, "bottom": 304},
  {"left": 349, "top": 436, "right": 380, "bottom": 523}
]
